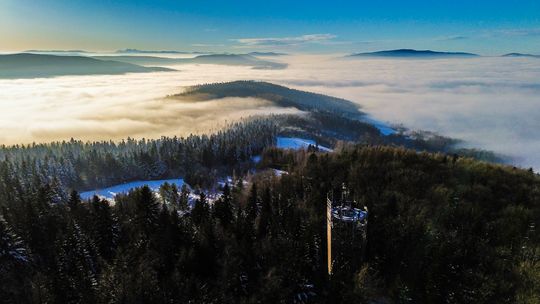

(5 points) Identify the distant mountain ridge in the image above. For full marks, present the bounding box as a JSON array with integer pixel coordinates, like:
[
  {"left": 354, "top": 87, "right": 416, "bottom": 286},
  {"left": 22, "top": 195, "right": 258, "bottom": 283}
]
[
  {"left": 349, "top": 49, "right": 479, "bottom": 58},
  {"left": 93, "top": 53, "right": 287, "bottom": 69},
  {"left": 115, "top": 48, "right": 201, "bottom": 54},
  {"left": 248, "top": 52, "right": 287, "bottom": 57},
  {"left": 0, "top": 53, "right": 173, "bottom": 79},
  {"left": 25, "top": 49, "right": 89, "bottom": 53},
  {"left": 502, "top": 53, "right": 540, "bottom": 58}
]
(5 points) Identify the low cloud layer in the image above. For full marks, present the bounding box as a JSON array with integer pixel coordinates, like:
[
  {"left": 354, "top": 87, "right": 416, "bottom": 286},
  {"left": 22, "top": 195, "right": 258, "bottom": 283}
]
[
  {"left": 0, "top": 64, "right": 300, "bottom": 143},
  {"left": 260, "top": 56, "right": 540, "bottom": 170},
  {"left": 1, "top": 56, "right": 539, "bottom": 170}
]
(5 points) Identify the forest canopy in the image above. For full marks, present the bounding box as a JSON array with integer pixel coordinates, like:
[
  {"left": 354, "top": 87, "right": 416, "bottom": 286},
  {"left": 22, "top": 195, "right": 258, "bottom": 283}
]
[{"left": 1, "top": 144, "right": 538, "bottom": 303}]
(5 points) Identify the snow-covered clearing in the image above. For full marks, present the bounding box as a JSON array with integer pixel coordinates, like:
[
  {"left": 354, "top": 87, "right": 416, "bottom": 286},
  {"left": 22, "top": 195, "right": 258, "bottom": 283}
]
[
  {"left": 80, "top": 178, "right": 186, "bottom": 200},
  {"left": 276, "top": 137, "right": 333, "bottom": 152},
  {"left": 361, "top": 116, "right": 396, "bottom": 135}
]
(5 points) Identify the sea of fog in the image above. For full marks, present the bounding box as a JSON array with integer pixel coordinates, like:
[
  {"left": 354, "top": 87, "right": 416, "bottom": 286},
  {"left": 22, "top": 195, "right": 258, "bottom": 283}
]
[{"left": 0, "top": 55, "right": 539, "bottom": 170}]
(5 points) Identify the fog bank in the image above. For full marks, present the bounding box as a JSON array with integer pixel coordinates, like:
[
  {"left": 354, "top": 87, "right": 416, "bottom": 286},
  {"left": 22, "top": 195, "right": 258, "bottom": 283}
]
[{"left": 0, "top": 55, "right": 539, "bottom": 170}]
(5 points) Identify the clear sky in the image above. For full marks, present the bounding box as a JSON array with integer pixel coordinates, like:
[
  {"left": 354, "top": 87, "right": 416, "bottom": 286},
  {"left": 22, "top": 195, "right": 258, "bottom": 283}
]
[{"left": 1, "top": 0, "right": 539, "bottom": 54}]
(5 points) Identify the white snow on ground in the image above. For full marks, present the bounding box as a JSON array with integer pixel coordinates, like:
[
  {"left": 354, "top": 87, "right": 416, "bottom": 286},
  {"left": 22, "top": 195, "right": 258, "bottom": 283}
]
[
  {"left": 273, "top": 169, "right": 288, "bottom": 176},
  {"left": 276, "top": 137, "right": 333, "bottom": 152},
  {"left": 361, "top": 116, "right": 396, "bottom": 135},
  {"left": 80, "top": 178, "right": 185, "bottom": 200}
]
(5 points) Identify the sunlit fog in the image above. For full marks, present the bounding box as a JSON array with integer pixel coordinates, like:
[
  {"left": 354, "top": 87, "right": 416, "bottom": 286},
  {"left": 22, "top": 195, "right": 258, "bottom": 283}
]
[{"left": 1, "top": 55, "right": 539, "bottom": 169}]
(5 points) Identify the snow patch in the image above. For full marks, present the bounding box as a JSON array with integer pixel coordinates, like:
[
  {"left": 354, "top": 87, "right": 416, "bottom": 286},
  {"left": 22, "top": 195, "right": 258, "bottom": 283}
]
[
  {"left": 273, "top": 169, "right": 288, "bottom": 176},
  {"left": 80, "top": 178, "right": 186, "bottom": 200},
  {"left": 276, "top": 137, "right": 333, "bottom": 152},
  {"left": 361, "top": 116, "right": 396, "bottom": 135}
]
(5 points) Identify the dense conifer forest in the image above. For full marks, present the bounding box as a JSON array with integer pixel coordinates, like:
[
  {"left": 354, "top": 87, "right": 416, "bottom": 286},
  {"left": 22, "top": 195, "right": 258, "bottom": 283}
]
[
  {"left": 1, "top": 142, "right": 539, "bottom": 303},
  {"left": 0, "top": 118, "right": 277, "bottom": 192},
  {"left": 0, "top": 82, "right": 535, "bottom": 303}
]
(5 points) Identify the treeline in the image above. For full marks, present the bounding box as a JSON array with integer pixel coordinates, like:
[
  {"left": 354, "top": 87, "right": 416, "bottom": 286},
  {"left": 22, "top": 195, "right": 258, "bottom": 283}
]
[
  {"left": 1, "top": 145, "right": 539, "bottom": 303},
  {"left": 0, "top": 118, "right": 277, "bottom": 194}
]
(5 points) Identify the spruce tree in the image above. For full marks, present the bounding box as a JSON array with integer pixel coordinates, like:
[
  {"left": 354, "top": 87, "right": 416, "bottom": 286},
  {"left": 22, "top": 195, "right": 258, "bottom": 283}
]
[
  {"left": 191, "top": 192, "right": 209, "bottom": 225},
  {"left": 214, "top": 183, "right": 234, "bottom": 228},
  {"left": 0, "top": 215, "right": 31, "bottom": 302},
  {"left": 258, "top": 186, "right": 273, "bottom": 239},
  {"left": 135, "top": 186, "right": 160, "bottom": 236}
]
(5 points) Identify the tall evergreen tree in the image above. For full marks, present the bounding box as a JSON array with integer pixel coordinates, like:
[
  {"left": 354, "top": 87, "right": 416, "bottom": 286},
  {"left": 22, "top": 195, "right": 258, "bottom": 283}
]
[
  {"left": 258, "top": 186, "right": 273, "bottom": 239},
  {"left": 0, "top": 215, "right": 31, "bottom": 303},
  {"left": 191, "top": 192, "right": 209, "bottom": 225},
  {"left": 135, "top": 186, "right": 160, "bottom": 236},
  {"left": 214, "top": 183, "right": 234, "bottom": 229}
]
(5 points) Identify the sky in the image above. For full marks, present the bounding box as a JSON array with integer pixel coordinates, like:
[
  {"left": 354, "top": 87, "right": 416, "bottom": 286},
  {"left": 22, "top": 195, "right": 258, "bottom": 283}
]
[{"left": 1, "top": 0, "right": 539, "bottom": 54}]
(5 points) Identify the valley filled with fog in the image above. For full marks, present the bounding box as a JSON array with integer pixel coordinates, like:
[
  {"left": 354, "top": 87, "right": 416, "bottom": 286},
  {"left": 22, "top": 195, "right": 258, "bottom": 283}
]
[{"left": 1, "top": 54, "right": 539, "bottom": 169}]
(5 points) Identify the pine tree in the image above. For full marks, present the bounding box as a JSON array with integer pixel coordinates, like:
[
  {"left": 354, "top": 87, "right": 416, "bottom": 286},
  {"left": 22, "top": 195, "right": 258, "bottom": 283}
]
[
  {"left": 191, "top": 192, "right": 209, "bottom": 225},
  {"left": 258, "top": 186, "right": 272, "bottom": 239},
  {"left": 170, "top": 183, "right": 180, "bottom": 209},
  {"left": 214, "top": 183, "right": 234, "bottom": 229},
  {"left": 90, "top": 197, "right": 118, "bottom": 261},
  {"left": 179, "top": 184, "right": 190, "bottom": 210},
  {"left": 159, "top": 182, "right": 172, "bottom": 205},
  {"left": 68, "top": 190, "right": 81, "bottom": 211},
  {"left": 135, "top": 186, "right": 160, "bottom": 236},
  {"left": 246, "top": 183, "right": 259, "bottom": 225},
  {"left": 53, "top": 222, "right": 98, "bottom": 303},
  {"left": 0, "top": 215, "right": 31, "bottom": 302}
]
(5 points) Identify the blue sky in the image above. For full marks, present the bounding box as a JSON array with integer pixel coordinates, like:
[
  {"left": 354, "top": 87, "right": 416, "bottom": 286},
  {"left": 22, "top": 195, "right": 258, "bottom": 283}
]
[{"left": 1, "top": 0, "right": 539, "bottom": 54}]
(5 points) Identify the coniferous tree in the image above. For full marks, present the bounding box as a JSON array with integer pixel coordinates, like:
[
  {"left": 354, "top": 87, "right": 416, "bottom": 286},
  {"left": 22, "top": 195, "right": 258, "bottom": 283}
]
[
  {"left": 53, "top": 222, "right": 98, "bottom": 304},
  {"left": 246, "top": 183, "right": 259, "bottom": 226},
  {"left": 191, "top": 192, "right": 209, "bottom": 225},
  {"left": 135, "top": 186, "right": 160, "bottom": 237},
  {"left": 179, "top": 184, "right": 190, "bottom": 210},
  {"left": 90, "top": 197, "right": 118, "bottom": 261},
  {"left": 258, "top": 186, "right": 272, "bottom": 239},
  {"left": 214, "top": 183, "right": 234, "bottom": 229},
  {"left": 0, "top": 215, "right": 31, "bottom": 303}
]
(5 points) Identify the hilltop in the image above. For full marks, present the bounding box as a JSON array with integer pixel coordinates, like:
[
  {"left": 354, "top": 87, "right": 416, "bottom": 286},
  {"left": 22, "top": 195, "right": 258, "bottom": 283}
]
[
  {"left": 170, "top": 81, "right": 505, "bottom": 163},
  {"left": 172, "top": 80, "right": 361, "bottom": 117}
]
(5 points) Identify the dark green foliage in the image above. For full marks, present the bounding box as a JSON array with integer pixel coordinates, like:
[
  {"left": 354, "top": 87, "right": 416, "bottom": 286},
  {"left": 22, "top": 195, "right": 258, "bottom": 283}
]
[
  {"left": 0, "top": 215, "right": 31, "bottom": 303},
  {"left": 191, "top": 192, "right": 210, "bottom": 225},
  {"left": 0, "top": 118, "right": 277, "bottom": 193},
  {"left": 213, "top": 183, "right": 234, "bottom": 228},
  {"left": 0, "top": 145, "right": 538, "bottom": 303}
]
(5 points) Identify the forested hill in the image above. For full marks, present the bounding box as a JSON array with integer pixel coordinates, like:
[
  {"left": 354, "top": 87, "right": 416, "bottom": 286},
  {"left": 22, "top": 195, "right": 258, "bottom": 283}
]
[
  {"left": 0, "top": 53, "right": 173, "bottom": 79},
  {"left": 1, "top": 145, "right": 538, "bottom": 303},
  {"left": 172, "top": 80, "right": 363, "bottom": 117},
  {"left": 171, "top": 81, "right": 506, "bottom": 163}
]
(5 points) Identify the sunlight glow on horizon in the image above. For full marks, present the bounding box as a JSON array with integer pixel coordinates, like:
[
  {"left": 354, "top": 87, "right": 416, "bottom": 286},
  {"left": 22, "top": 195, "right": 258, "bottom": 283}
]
[{"left": 1, "top": 0, "right": 539, "bottom": 54}]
